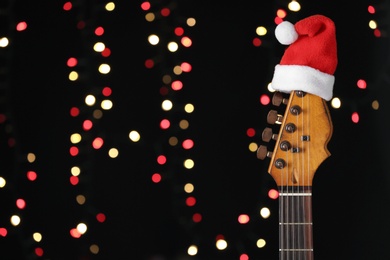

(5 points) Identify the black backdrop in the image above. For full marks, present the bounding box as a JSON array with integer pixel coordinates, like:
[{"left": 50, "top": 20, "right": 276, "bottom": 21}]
[{"left": 1, "top": 0, "right": 390, "bottom": 259}]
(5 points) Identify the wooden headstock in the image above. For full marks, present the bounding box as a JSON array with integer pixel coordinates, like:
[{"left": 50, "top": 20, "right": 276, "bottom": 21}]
[{"left": 257, "top": 91, "right": 333, "bottom": 187}]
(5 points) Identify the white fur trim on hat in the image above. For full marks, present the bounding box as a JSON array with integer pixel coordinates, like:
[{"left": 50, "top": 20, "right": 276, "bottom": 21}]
[
  {"left": 275, "top": 21, "right": 298, "bottom": 45},
  {"left": 271, "top": 64, "right": 334, "bottom": 101}
]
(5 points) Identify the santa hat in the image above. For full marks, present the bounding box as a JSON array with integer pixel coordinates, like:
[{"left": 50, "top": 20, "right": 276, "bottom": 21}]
[{"left": 271, "top": 14, "right": 338, "bottom": 101}]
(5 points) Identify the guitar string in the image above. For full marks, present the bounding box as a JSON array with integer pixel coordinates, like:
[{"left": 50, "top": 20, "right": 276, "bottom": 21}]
[
  {"left": 301, "top": 92, "right": 306, "bottom": 260},
  {"left": 307, "top": 95, "right": 312, "bottom": 258}
]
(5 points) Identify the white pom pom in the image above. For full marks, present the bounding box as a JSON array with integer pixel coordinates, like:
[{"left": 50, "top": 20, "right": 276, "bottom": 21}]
[{"left": 275, "top": 21, "right": 298, "bottom": 45}]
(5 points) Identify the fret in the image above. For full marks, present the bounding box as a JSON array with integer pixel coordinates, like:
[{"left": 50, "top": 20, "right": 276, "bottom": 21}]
[
  {"left": 279, "top": 186, "right": 314, "bottom": 260},
  {"left": 279, "top": 192, "right": 312, "bottom": 196}
]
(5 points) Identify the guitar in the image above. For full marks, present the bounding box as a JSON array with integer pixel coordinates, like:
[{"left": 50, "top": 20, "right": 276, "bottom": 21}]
[{"left": 257, "top": 90, "right": 333, "bottom": 259}]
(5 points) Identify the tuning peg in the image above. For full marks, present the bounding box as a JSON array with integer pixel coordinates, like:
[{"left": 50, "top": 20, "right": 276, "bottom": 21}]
[
  {"left": 267, "top": 110, "right": 283, "bottom": 125},
  {"left": 262, "top": 127, "right": 278, "bottom": 142},
  {"left": 257, "top": 145, "right": 273, "bottom": 160},
  {"left": 272, "top": 92, "right": 289, "bottom": 106}
]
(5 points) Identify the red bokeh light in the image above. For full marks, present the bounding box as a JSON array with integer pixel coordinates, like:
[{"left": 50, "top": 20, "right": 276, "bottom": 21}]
[
  {"left": 157, "top": 155, "right": 167, "bottom": 165},
  {"left": 70, "top": 176, "right": 79, "bottom": 185},
  {"left": 192, "top": 213, "right": 202, "bottom": 223},
  {"left": 145, "top": 59, "right": 154, "bottom": 69},
  {"left": 102, "top": 86, "right": 112, "bottom": 96},
  {"left": 152, "top": 173, "right": 162, "bottom": 183},
  {"left": 95, "top": 26, "right": 104, "bottom": 36},
  {"left": 171, "top": 80, "right": 183, "bottom": 91},
  {"left": 35, "top": 247, "right": 44, "bottom": 257},
  {"left": 246, "top": 128, "right": 255, "bottom": 137},
  {"left": 83, "top": 120, "right": 93, "bottom": 131},
  {"left": 186, "top": 196, "right": 196, "bottom": 206},
  {"left": 16, "top": 198, "right": 26, "bottom": 209},
  {"left": 260, "top": 94, "right": 271, "bottom": 105},
  {"left": 140, "top": 2, "right": 151, "bottom": 11},
  {"left": 268, "top": 188, "right": 279, "bottom": 199},
  {"left": 92, "top": 137, "right": 104, "bottom": 149},
  {"left": 253, "top": 37, "right": 262, "bottom": 47},
  {"left": 160, "top": 119, "right": 170, "bottom": 129},
  {"left": 160, "top": 7, "right": 170, "bottom": 16},
  {"left": 67, "top": 57, "right": 78, "bottom": 67},
  {"left": 70, "top": 107, "right": 80, "bottom": 117},
  {"left": 182, "top": 139, "right": 194, "bottom": 150},
  {"left": 27, "top": 171, "right": 37, "bottom": 181},
  {"left": 69, "top": 146, "right": 79, "bottom": 156},
  {"left": 96, "top": 213, "right": 106, "bottom": 223},
  {"left": 174, "top": 27, "right": 184, "bottom": 36}
]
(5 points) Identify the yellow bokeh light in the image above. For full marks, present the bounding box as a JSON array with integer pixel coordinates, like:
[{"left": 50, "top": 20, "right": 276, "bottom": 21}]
[
  {"left": 93, "top": 42, "right": 105, "bottom": 52},
  {"left": 288, "top": 0, "right": 301, "bottom": 12},
  {"left": 184, "top": 103, "right": 194, "bottom": 113},
  {"left": 70, "top": 133, "right": 82, "bottom": 144},
  {"left": 77, "top": 223, "right": 87, "bottom": 234},
  {"left": 27, "top": 153, "right": 36, "bottom": 163},
  {"left": 0, "top": 37, "right": 9, "bottom": 47},
  {"left": 101, "top": 99, "right": 113, "bottom": 110},
  {"left": 85, "top": 94, "right": 96, "bottom": 106},
  {"left": 0, "top": 177, "right": 6, "bottom": 188},
  {"left": 216, "top": 239, "right": 228, "bottom": 250},
  {"left": 108, "top": 148, "right": 119, "bottom": 158},
  {"left": 162, "top": 100, "right": 173, "bottom": 111},
  {"left": 71, "top": 166, "right": 81, "bottom": 176},
  {"left": 267, "top": 82, "right": 275, "bottom": 92},
  {"left": 105, "top": 2, "right": 115, "bottom": 11},
  {"left": 69, "top": 71, "right": 78, "bottom": 81},
  {"left": 331, "top": 97, "right": 341, "bottom": 109},
  {"left": 99, "top": 64, "right": 111, "bottom": 74},
  {"left": 148, "top": 34, "right": 159, "bottom": 45},
  {"left": 145, "top": 12, "right": 155, "bottom": 22},
  {"left": 187, "top": 17, "right": 196, "bottom": 27},
  {"left": 260, "top": 207, "right": 271, "bottom": 219},
  {"left": 167, "top": 41, "right": 179, "bottom": 52},
  {"left": 10, "top": 215, "right": 21, "bottom": 226},
  {"left": 187, "top": 245, "right": 198, "bottom": 256},
  {"left": 184, "top": 183, "right": 194, "bottom": 193},
  {"left": 129, "top": 130, "right": 141, "bottom": 142},
  {"left": 90, "top": 244, "right": 100, "bottom": 254},
  {"left": 257, "top": 238, "right": 266, "bottom": 248},
  {"left": 173, "top": 65, "right": 182, "bottom": 75},
  {"left": 184, "top": 159, "right": 194, "bottom": 169},
  {"left": 248, "top": 142, "right": 258, "bottom": 152},
  {"left": 76, "top": 195, "right": 86, "bottom": 205},
  {"left": 372, "top": 100, "right": 379, "bottom": 110},
  {"left": 256, "top": 26, "right": 267, "bottom": 36},
  {"left": 33, "top": 232, "right": 42, "bottom": 242},
  {"left": 369, "top": 20, "right": 377, "bottom": 29}
]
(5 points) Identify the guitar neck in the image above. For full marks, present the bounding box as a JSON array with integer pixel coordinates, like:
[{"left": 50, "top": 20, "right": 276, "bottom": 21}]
[{"left": 279, "top": 186, "right": 313, "bottom": 260}]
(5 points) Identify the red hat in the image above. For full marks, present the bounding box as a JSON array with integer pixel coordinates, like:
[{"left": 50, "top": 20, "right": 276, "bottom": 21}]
[{"left": 271, "top": 14, "right": 338, "bottom": 101}]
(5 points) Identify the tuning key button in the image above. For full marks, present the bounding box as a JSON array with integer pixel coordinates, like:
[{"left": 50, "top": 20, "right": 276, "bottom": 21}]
[
  {"left": 280, "top": 140, "right": 291, "bottom": 151},
  {"left": 285, "top": 123, "right": 296, "bottom": 133},
  {"left": 272, "top": 92, "right": 289, "bottom": 106},
  {"left": 290, "top": 105, "right": 302, "bottom": 115},
  {"left": 275, "top": 158, "right": 286, "bottom": 169},
  {"left": 262, "top": 127, "right": 278, "bottom": 142},
  {"left": 267, "top": 110, "right": 283, "bottom": 125},
  {"left": 257, "top": 145, "right": 273, "bottom": 160}
]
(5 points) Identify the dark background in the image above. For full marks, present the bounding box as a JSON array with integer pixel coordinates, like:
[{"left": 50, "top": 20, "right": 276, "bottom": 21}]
[{"left": 1, "top": 0, "right": 390, "bottom": 259}]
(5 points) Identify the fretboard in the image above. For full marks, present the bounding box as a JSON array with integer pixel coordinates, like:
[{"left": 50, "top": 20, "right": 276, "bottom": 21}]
[{"left": 279, "top": 186, "right": 313, "bottom": 260}]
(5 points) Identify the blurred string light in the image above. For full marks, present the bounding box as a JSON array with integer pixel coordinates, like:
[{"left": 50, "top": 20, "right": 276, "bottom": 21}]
[
  {"left": 63, "top": 1, "right": 114, "bottom": 258},
  {"left": 141, "top": 1, "right": 206, "bottom": 257},
  {"left": 0, "top": 5, "right": 51, "bottom": 258}
]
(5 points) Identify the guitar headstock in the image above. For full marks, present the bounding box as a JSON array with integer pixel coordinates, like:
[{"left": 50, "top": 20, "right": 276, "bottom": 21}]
[{"left": 257, "top": 91, "right": 333, "bottom": 187}]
